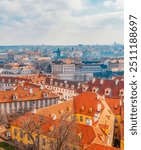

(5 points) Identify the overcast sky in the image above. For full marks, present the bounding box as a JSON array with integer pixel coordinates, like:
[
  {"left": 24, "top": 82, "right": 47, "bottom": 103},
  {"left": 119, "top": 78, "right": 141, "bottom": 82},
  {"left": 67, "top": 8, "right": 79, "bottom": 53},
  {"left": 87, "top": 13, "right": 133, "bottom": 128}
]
[{"left": 0, "top": 0, "right": 123, "bottom": 45}]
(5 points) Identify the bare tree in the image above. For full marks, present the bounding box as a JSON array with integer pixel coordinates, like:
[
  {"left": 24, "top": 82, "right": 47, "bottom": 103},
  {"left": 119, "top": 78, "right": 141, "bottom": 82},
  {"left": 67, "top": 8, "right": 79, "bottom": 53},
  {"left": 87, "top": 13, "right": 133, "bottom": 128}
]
[
  {"left": 47, "top": 113, "right": 79, "bottom": 150},
  {"left": 0, "top": 110, "right": 79, "bottom": 150},
  {"left": 18, "top": 113, "right": 48, "bottom": 150}
]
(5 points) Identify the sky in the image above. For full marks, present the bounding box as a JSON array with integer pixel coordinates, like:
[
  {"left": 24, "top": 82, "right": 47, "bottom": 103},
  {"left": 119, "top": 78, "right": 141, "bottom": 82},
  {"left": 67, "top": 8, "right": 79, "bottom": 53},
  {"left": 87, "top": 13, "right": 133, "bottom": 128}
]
[{"left": 0, "top": 0, "right": 124, "bottom": 45}]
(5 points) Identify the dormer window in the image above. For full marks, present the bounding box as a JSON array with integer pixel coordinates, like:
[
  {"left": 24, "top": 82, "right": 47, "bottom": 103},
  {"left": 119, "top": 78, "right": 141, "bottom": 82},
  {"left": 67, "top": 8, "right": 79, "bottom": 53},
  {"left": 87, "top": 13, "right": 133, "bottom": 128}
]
[
  {"left": 8, "top": 79, "right": 11, "bottom": 83},
  {"left": 80, "top": 106, "right": 85, "bottom": 112},
  {"left": 52, "top": 114, "right": 56, "bottom": 120},
  {"left": 59, "top": 110, "right": 64, "bottom": 114},
  {"left": 114, "top": 104, "right": 118, "bottom": 109},
  {"left": 71, "top": 85, "right": 74, "bottom": 89},
  {"left": 86, "top": 118, "right": 92, "bottom": 126},
  {"left": 89, "top": 107, "right": 94, "bottom": 113},
  {"left": 55, "top": 82, "right": 58, "bottom": 86},
  {"left": 119, "top": 89, "right": 124, "bottom": 96},
  {"left": 92, "top": 87, "right": 99, "bottom": 93},
  {"left": 48, "top": 125, "right": 54, "bottom": 132},
  {"left": 13, "top": 94, "right": 18, "bottom": 100},
  {"left": 94, "top": 113, "right": 100, "bottom": 122},
  {"left": 82, "top": 86, "right": 88, "bottom": 92},
  {"left": 105, "top": 88, "right": 112, "bottom": 96},
  {"left": 65, "top": 84, "right": 69, "bottom": 88},
  {"left": 43, "top": 92, "right": 48, "bottom": 98},
  {"left": 77, "top": 132, "right": 83, "bottom": 140},
  {"left": 67, "top": 107, "right": 72, "bottom": 112}
]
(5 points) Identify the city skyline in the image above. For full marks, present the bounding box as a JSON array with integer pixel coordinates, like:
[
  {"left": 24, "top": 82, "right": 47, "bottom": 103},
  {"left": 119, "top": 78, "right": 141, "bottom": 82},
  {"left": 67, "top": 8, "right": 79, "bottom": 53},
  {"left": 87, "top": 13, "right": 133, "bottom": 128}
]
[{"left": 0, "top": 0, "right": 123, "bottom": 45}]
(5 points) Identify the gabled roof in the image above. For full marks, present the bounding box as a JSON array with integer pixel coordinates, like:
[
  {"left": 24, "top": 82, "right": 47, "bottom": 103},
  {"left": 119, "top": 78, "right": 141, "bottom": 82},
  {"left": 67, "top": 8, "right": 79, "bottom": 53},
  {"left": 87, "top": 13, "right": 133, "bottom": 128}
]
[
  {"left": 74, "top": 91, "right": 104, "bottom": 117},
  {"left": 77, "top": 78, "right": 124, "bottom": 98}
]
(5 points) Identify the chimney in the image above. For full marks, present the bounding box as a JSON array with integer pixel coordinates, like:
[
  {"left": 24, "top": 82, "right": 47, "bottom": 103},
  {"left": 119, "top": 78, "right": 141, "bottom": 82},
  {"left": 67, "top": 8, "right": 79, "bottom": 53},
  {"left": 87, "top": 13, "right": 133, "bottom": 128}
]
[
  {"left": 115, "top": 79, "right": 119, "bottom": 85},
  {"left": 100, "top": 79, "right": 104, "bottom": 85},
  {"left": 92, "top": 78, "right": 95, "bottom": 84}
]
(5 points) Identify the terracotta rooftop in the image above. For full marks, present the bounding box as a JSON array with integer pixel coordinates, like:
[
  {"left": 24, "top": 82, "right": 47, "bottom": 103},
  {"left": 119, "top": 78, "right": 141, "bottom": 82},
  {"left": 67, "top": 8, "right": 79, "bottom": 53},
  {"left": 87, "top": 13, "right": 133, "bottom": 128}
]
[
  {"left": 46, "top": 77, "right": 83, "bottom": 90},
  {"left": 77, "top": 78, "right": 124, "bottom": 98},
  {"left": 36, "top": 100, "right": 75, "bottom": 118},
  {"left": 74, "top": 91, "right": 104, "bottom": 117},
  {"left": 0, "top": 83, "right": 58, "bottom": 103},
  {"left": 11, "top": 112, "right": 96, "bottom": 146},
  {"left": 87, "top": 143, "right": 120, "bottom": 150},
  {"left": 105, "top": 97, "right": 123, "bottom": 115}
]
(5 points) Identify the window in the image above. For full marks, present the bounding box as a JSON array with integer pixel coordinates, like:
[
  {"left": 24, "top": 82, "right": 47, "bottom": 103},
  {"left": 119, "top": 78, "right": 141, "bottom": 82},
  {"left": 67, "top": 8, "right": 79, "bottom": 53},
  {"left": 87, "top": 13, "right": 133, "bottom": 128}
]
[
  {"left": 14, "top": 129, "right": 17, "bottom": 136},
  {"left": 49, "top": 100, "right": 52, "bottom": 105},
  {"left": 9, "top": 103, "right": 12, "bottom": 111},
  {"left": 24, "top": 101, "right": 27, "bottom": 108},
  {"left": 19, "top": 102, "right": 22, "bottom": 108},
  {"left": 4, "top": 103, "right": 7, "bottom": 110},
  {"left": 45, "top": 100, "right": 48, "bottom": 106},
  {"left": 80, "top": 116, "right": 83, "bottom": 122},
  {"left": 42, "top": 138, "right": 46, "bottom": 146},
  {"left": 50, "top": 140, "right": 53, "bottom": 148},
  {"left": 36, "top": 101, "right": 38, "bottom": 108},
  {"left": 14, "top": 102, "right": 17, "bottom": 109},
  {"left": 35, "top": 136, "right": 38, "bottom": 144},
  {"left": 20, "top": 130, "right": 23, "bottom": 138},
  {"left": 40, "top": 101, "right": 43, "bottom": 107},
  {"left": 27, "top": 134, "right": 31, "bottom": 141},
  {"left": 30, "top": 101, "right": 33, "bottom": 108}
]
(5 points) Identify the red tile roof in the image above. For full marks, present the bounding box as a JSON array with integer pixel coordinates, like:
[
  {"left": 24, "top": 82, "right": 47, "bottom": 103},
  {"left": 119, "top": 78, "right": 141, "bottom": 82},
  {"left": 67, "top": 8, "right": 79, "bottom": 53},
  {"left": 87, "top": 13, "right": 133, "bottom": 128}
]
[
  {"left": 74, "top": 91, "right": 104, "bottom": 117},
  {"left": 87, "top": 143, "right": 120, "bottom": 150},
  {"left": 11, "top": 112, "right": 96, "bottom": 146},
  {"left": 105, "top": 98, "right": 123, "bottom": 115},
  {"left": 77, "top": 78, "right": 124, "bottom": 98},
  {"left": 0, "top": 83, "right": 58, "bottom": 103}
]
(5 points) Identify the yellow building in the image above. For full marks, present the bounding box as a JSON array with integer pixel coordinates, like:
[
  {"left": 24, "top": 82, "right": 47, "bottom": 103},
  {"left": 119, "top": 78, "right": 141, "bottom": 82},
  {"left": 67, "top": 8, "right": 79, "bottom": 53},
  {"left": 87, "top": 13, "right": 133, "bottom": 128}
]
[{"left": 10, "top": 92, "right": 118, "bottom": 150}]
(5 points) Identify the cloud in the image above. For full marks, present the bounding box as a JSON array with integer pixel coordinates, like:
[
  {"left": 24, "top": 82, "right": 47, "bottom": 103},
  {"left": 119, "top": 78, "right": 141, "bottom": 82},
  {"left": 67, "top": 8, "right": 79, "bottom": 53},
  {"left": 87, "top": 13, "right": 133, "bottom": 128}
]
[
  {"left": 103, "top": 0, "right": 124, "bottom": 10},
  {"left": 0, "top": 0, "right": 123, "bottom": 45}
]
